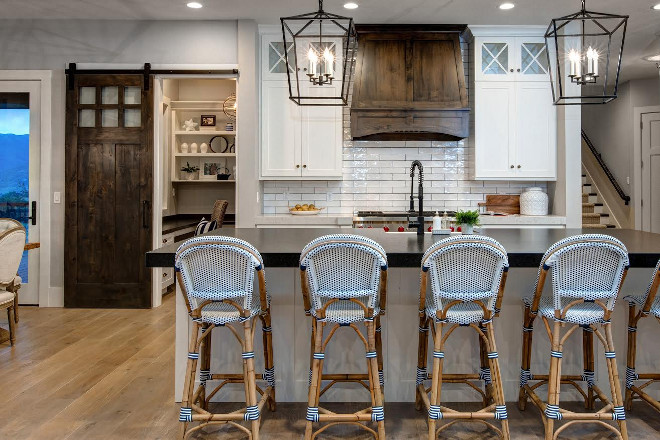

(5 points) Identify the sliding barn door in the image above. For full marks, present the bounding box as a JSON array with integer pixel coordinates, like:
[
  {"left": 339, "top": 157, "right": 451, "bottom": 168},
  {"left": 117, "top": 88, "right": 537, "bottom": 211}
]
[{"left": 65, "top": 74, "right": 153, "bottom": 308}]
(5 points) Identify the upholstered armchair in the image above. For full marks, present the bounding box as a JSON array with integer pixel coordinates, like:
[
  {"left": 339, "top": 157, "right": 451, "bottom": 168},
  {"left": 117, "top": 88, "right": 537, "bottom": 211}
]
[{"left": 0, "top": 219, "right": 26, "bottom": 345}]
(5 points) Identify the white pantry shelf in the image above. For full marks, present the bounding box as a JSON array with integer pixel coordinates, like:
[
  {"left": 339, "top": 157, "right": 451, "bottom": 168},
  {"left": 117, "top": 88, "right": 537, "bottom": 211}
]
[
  {"left": 174, "top": 130, "right": 236, "bottom": 136},
  {"left": 174, "top": 153, "right": 236, "bottom": 157},
  {"left": 172, "top": 179, "right": 236, "bottom": 183}
]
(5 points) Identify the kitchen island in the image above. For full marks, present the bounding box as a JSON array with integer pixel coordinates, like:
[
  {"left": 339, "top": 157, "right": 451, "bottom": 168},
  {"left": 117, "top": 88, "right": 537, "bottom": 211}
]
[{"left": 147, "top": 228, "right": 660, "bottom": 402}]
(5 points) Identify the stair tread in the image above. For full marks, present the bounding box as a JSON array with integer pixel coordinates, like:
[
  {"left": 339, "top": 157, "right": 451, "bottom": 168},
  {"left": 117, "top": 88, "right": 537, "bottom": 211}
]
[{"left": 582, "top": 213, "right": 609, "bottom": 218}]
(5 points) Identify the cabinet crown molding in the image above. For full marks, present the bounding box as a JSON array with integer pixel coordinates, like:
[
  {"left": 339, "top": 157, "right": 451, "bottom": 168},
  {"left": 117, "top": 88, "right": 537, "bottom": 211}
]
[{"left": 469, "top": 25, "right": 547, "bottom": 37}]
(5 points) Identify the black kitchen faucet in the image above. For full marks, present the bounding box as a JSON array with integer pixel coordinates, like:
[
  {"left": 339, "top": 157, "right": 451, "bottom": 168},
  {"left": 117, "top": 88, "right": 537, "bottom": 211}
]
[{"left": 408, "top": 160, "right": 425, "bottom": 235}]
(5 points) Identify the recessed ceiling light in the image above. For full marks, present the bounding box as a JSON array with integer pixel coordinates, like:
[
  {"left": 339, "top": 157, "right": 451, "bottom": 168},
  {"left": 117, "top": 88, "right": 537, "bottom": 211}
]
[
  {"left": 653, "top": 3, "right": 660, "bottom": 10},
  {"left": 499, "top": 2, "right": 515, "bottom": 10},
  {"left": 187, "top": 2, "right": 203, "bottom": 8},
  {"left": 344, "top": 2, "right": 358, "bottom": 9}
]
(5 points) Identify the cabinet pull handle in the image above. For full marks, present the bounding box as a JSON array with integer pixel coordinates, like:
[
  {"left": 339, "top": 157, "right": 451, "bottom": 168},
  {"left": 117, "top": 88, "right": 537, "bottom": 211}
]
[
  {"left": 142, "top": 200, "right": 150, "bottom": 229},
  {"left": 303, "top": 164, "right": 307, "bottom": 168},
  {"left": 296, "top": 164, "right": 300, "bottom": 168},
  {"left": 510, "top": 165, "right": 514, "bottom": 169},
  {"left": 517, "top": 165, "right": 521, "bottom": 169}
]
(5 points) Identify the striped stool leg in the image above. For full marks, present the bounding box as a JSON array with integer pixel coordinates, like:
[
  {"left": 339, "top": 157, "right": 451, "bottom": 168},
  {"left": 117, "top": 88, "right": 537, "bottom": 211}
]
[
  {"left": 242, "top": 318, "right": 261, "bottom": 439},
  {"left": 484, "top": 321, "right": 510, "bottom": 440},
  {"left": 582, "top": 325, "right": 595, "bottom": 410},
  {"left": 478, "top": 325, "right": 494, "bottom": 406},
  {"left": 427, "top": 321, "right": 446, "bottom": 440},
  {"left": 198, "top": 323, "right": 211, "bottom": 411},
  {"left": 415, "top": 315, "right": 430, "bottom": 411},
  {"left": 375, "top": 315, "right": 385, "bottom": 396},
  {"left": 624, "top": 304, "right": 638, "bottom": 411},
  {"left": 518, "top": 306, "right": 535, "bottom": 411},
  {"left": 603, "top": 323, "right": 628, "bottom": 440},
  {"left": 544, "top": 320, "right": 564, "bottom": 440},
  {"left": 179, "top": 320, "right": 201, "bottom": 439},
  {"left": 304, "top": 319, "right": 325, "bottom": 440},
  {"left": 366, "top": 319, "right": 386, "bottom": 439},
  {"left": 260, "top": 312, "right": 277, "bottom": 411}
]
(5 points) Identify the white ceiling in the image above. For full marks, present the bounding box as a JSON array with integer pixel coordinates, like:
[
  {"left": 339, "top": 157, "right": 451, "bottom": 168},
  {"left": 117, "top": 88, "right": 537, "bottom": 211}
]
[{"left": 3, "top": 0, "right": 660, "bottom": 80}]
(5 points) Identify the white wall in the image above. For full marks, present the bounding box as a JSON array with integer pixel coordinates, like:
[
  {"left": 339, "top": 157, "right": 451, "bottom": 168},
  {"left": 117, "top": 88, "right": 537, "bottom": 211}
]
[
  {"left": 582, "top": 77, "right": 660, "bottom": 203},
  {"left": 0, "top": 19, "right": 239, "bottom": 295}
]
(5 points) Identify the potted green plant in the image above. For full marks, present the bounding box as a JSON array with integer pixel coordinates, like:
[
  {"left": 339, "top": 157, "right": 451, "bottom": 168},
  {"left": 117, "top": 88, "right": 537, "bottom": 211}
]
[
  {"left": 180, "top": 162, "right": 200, "bottom": 181},
  {"left": 454, "top": 209, "right": 480, "bottom": 234}
]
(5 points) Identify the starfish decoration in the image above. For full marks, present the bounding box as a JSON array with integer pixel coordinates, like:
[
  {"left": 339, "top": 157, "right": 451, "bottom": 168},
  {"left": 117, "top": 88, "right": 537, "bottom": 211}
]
[{"left": 183, "top": 119, "right": 198, "bottom": 132}]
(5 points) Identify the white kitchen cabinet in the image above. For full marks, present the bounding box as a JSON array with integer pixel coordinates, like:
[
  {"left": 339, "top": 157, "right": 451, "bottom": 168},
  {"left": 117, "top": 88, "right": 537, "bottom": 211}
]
[
  {"left": 475, "top": 36, "right": 550, "bottom": 82},
  {"left": 473, "top": 27, "right": 556, "bottom": 181},
  {"left": 260, "top": 33, "right": 343, "bottom": 180},
  {"left": 261, "top": 81, "right": 301, "bottom": 178},
  {"left": 474, "top": 82, "right": 516, "bottom": 179}
]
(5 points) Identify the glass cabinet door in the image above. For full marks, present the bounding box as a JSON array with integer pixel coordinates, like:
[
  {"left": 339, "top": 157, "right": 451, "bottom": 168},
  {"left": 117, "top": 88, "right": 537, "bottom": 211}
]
[
  {"left": 262, "top": 35, "right": 295, "bottom": 80},
  {"left": 517, "top": 37, "right": 550, "bottom": 81},
  {"left": 476, "top": 37, "right": 515, "bottom": 81}
]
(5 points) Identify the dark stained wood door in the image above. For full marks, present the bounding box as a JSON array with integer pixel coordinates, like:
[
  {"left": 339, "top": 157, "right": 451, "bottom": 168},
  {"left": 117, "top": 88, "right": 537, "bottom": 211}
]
[{"left": 65, "top": 74, "right": 153, "bottom": 308}]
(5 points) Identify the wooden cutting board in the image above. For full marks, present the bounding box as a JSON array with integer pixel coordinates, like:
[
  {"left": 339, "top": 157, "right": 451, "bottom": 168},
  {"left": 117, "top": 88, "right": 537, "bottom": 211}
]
[{"left": 479, "top": 194, "right": 520, "bottom": 214}]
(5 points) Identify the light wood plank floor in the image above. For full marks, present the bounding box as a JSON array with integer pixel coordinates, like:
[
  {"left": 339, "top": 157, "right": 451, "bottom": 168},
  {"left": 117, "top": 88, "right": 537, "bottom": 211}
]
[{"left": 2, "top": 293, "right": 660, "bottom": 439}]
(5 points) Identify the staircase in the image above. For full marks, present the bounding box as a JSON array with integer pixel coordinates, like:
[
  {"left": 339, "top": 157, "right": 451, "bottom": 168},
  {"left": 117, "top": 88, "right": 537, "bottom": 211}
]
[{"left": 582, "top": 169, "right": 616, "bottom": 229}]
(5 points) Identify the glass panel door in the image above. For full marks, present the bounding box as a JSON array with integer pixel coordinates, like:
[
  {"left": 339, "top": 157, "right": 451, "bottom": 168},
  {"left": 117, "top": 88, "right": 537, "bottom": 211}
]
[
  {"left": 0, "top": 81, "right": 40, "bottom": 304},
  {"left": 516, "top": 37, "right": 550, "bottom": 82},
  {"left": 475, "top": 37, "right": 515, "bottom": 82}
]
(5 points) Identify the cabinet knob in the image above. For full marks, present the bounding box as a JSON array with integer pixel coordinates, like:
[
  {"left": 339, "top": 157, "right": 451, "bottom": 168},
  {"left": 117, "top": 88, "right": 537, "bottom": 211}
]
[
  {"left": 162, "top": 238, "right": 167, "bottom": 243},
  {"left": 510, "top": 165, "right": 514, "bottom": 169},
  {"left": 163, "top": 273, "right": 167, "bottom": 278},
  {"left": 510, "top": 69, "right": 514, "bottom": 72},
  {"left": 303, "top": 164, "right": 307, "bottom": 168},
  {"left": 517, "top": 68, "right": 521, "bottom": 72},
  {"left": 296, "top": 164, "right": 300, "bottom": 168},
  {"left": 517, "top": 165, "right": 521, "bottom": 169}
]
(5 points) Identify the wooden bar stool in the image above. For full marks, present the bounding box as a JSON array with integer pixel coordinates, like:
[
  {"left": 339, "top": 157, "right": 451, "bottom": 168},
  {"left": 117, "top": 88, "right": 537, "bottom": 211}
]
[
  {"left": 299, "top": 234, "right": 388, "bottom": 440},
  {"left": 518, "top": 234, "right": 629, "bottom": 440},
  {"left": 624, "top": 259, "right": 660, "bottom": 413},
  {"left": 175, "top": 236, "right": 276, "bottom": 439},
  {"left": 416, "top": 235, "right": 510, "bottom": 440}
]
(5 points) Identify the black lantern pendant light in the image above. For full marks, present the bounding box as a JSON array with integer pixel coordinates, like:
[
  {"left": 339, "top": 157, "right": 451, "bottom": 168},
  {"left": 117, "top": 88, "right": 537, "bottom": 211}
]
[
  {"left": 280, "top": 0, "right": 357, "bottom": 106},
  {"left": 545, "top": 0, "right": 628, "bottom": 105}
]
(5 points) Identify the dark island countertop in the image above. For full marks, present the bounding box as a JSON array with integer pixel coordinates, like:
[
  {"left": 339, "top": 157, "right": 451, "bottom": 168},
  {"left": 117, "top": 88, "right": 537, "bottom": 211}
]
[{"left": 146, "top": 228, "right": 660, "bottom": 269}]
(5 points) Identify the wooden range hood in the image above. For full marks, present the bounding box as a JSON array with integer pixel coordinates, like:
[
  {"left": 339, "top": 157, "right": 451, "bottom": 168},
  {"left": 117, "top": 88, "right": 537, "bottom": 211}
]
[{"left": 350, "top": 24, "right": 469, "bottom": 141}]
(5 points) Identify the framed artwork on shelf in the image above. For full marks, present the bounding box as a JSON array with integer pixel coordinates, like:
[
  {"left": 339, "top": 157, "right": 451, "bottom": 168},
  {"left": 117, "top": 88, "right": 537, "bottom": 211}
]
[
  {"left": 200, "top": 114, "right": 216, "bottom": 127},
  {"left": 201, "top": 161, "right": 220, "bottom": 180}
]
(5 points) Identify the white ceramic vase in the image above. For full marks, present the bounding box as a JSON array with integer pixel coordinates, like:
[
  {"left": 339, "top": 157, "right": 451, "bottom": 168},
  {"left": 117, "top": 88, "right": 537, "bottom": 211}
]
[
  {"left": 520, "top": 187, "right": 549, "bottom": 216},
  {"left": 180, "top": 170, "right": 197, "bottom": 181},
  {"left": 200, "top": 143, "right": 208, "bottom": 153},
  {"left": 190, "top": 142, "right": 198, "bottom": 154},
  {"left": 180, "top": 142, "right": 189, "bottom": 153},
  {"left": 461, "top": 224, "right": 474, "bottom": 234}
]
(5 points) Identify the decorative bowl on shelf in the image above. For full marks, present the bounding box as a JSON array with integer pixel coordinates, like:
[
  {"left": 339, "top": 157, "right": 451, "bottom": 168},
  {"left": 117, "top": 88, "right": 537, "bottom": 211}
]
[{"left": 289, "top": 204, "right": 323, "bottom": 215}]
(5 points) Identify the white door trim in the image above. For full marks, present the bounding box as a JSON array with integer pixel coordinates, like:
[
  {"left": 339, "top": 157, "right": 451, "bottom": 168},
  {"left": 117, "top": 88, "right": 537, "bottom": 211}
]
[
  {"left": 633, "top": 105, "right": 660, "bottom": 231},
  {"left": 0, "top": 70, "right": 53, "bottom": 307}
]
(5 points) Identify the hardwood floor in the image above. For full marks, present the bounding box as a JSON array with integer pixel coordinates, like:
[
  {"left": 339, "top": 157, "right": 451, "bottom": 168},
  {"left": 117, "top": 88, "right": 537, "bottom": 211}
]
[{"left": 2, "top": 293, "right": 660, "bottom": 439}]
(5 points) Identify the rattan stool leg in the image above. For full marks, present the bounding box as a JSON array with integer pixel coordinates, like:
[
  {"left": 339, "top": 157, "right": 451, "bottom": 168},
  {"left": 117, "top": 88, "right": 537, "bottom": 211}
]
[
  {"left": 198, "top": 324, "right": 211, "bottom": 410},
  {"left": 603, "top": 323, "right": 628, "bottom": 440},
  {"left": 485, "top": 321, "right": 510, "bottom": 440},
  {"left": 479, "top": 325, "right": 494, "bottom": 406},
  {"left": 416, "top": 316, "right": 430, "bottom": 411},
  {"left": 427, "top": 321, "right": 445, "bottom": 440},
  {"left": 179, "top": 321, "right": 201, "bottom": 439},
  {"left": 367, "top": 320, "right": 386, "bottom": 439},
  {"left": 518, "top": 307, "right": 535, "bottom": 411},
  {"left": 582, "top": 327, "right": 595, "bottom": 410},
  {"left": 304, "top": 319, "right": 324, "bottom": 440},
  {"left": 242, "top": 318, "right": 260, "bottom": 440},
  {"left": 625, "top": 305, "right": 638, "bottom": 411},
  {"left": 544, "top": 320, "right": 563, "bottom": 440},
  {"left": 261, "top": 311, "right": 276, "bottom": 411},
  {"left": 375, "top": 315, "right": 385, "bottom": 396}
]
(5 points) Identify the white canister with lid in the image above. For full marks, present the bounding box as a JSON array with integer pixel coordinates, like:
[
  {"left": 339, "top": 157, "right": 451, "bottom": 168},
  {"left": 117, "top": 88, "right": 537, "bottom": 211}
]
[{"left": 520, "top": 187, "right": 549, "bottom": 216}]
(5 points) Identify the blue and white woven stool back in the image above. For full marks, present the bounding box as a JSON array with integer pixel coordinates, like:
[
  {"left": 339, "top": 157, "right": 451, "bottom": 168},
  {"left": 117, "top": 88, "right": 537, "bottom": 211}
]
[
  {"left": 300, "top": 234, "right": 388, "bottom": 311},
  {"left": 422, "top": 235, "right": 508, "bottom": 312},
  {"left": 544, "top": 234, "right": 629, "bottom": 311},
  {"left": 175, "top": 236, "right": 264, "bottom": 310}
]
